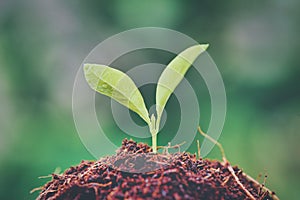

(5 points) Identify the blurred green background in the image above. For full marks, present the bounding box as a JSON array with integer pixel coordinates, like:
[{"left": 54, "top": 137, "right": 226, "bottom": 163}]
[{"left": 0, "top": 0, "right": 299, "bottom": 199}]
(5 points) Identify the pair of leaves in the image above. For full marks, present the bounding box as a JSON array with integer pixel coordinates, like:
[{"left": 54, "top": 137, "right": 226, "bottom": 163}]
[{"left": 84, "top": 44, "right": 208, "bottom": 132}]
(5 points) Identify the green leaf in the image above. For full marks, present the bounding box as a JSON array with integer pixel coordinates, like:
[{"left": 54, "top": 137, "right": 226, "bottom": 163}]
[
  {"left": 155, "top": 44, "right": 209, "bottom": 128},
  {"left": 84, "top": 64, "right": 151, "bottom": 124}
]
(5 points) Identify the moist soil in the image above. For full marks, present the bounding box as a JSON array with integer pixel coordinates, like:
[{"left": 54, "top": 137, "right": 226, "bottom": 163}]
[{"left": 37, "top": 139, "right": 277, "bottom": 200}]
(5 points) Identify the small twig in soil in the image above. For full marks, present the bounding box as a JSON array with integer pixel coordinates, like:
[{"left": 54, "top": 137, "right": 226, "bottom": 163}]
[
  {"left": 31, "top": 173, "right": 61, "bottom": 193},
  {"left": 258, "top": 173, "right": 268, "bottom": 196},
  {"left": 157, "top": 141, "right": 186, "bottom": 154},
  {"left": 38, "top": 175, "right": 52, "bottom": 179},
  {"left": 197, "top": 126, "right": 227, "bottom": 163},
  {"left": 53, "top": 167, "right": 61, "bottom": 174},
  {"left": 244, "top": 172, "right": 279, "bottom": 200},
  {"left": 227, "top": 164, "right": 256, "bottom": 200},
  {"left": 221, "top": 176, "right": 231, "bottom": 186},
  {"left": 262, "top": 174, "right": 268, "bottom": 189},
  {"left": 30, "top": 187, "right": 44, "bottom": 194}
]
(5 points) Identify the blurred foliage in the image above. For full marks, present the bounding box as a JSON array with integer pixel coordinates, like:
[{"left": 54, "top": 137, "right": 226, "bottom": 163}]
[{"left": 0, "top": 0, "right": 299, "bottom": 199}]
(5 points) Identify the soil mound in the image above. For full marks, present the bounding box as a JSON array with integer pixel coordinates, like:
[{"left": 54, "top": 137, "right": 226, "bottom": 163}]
[{"left": 37, "top": 139, "right": 277, "bottom": 200}]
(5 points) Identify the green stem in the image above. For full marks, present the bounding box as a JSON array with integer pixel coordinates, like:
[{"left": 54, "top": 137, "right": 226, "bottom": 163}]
[
  {"left": 152, "top": 132, "right": 157, "bottom": 153},
  {"left": 150, "top": 114, "right": 158, "bottom": 153}
]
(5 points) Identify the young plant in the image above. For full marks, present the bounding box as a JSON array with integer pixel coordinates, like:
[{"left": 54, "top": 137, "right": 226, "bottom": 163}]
[{"left": 84, "top": 44, "right": 208, "bottom": 153}]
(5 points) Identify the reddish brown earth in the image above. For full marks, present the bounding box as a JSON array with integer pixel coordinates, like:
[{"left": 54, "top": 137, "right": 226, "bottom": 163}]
[{"left": 37, "top": 139, "right": 277, "bottom": 200}]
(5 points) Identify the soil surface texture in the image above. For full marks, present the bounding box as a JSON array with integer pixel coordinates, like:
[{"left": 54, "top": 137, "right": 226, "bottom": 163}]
[{"left": 37, "top": 139, "right": 277, "bottom": 200}]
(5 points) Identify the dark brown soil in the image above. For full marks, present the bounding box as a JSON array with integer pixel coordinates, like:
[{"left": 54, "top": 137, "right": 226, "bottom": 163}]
[{"left": 37, "top": 139, "right": 277, "bottom": 200}]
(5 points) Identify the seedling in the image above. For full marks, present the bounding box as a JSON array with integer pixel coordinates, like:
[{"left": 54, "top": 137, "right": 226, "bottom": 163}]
[
  {"left": 84, "top": 44, "right": 208, "bottom": 153},
  {"left": 36, "top": 44, "right": 279, "bottom": 200}
]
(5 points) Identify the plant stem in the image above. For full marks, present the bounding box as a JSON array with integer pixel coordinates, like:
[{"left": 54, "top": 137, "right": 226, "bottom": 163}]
[
  {"left": 150, "top": 114, "right": 158, "bottom": 153},
  {"left": 152, "top": 133, "right": 157, "bottom": 153}
]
